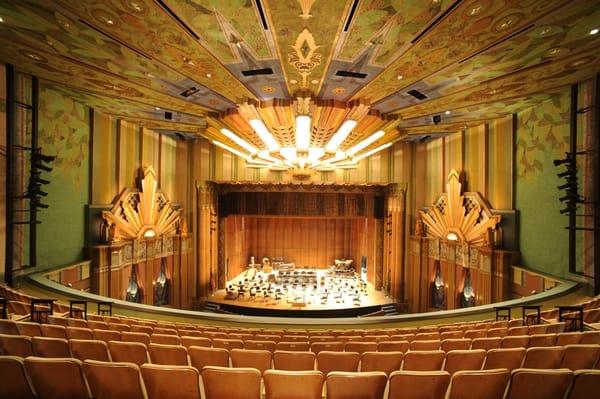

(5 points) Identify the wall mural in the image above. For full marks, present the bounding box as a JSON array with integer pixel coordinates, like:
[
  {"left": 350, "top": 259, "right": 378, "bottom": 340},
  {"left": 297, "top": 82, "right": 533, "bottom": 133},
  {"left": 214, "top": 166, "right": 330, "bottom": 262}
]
[{"left": 516, "top": 91, "right": 570, "bottom": 178}]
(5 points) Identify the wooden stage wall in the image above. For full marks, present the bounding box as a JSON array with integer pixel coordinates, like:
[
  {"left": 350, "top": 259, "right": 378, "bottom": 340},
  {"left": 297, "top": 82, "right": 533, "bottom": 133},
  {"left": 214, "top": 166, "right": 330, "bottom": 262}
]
[{"left": 223, "top": 215, "right": 379, "bottom": 282}]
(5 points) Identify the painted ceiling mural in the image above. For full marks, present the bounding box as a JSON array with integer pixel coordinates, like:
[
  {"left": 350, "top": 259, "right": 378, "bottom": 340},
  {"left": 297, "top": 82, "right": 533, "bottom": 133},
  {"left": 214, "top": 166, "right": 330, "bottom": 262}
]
[{"left": 0, "top": 0, "right": 598, "bottom": 160}]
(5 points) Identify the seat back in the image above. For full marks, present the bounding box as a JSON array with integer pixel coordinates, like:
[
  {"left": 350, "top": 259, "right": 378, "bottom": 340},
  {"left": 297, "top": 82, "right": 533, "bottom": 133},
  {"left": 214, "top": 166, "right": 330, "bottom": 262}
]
[
  {"left": 276, "top": 341, "right": 310, "bottom": 351},
  {"left": 200, "top": 366, "right": 261, "bottom": 399},
  {"left": 83, "top": 360, "right": 145, "bottom": 399},
  {"left": 244, "top": 340, "right": 277, "bottom": 353},
  {"left": 122, "top": 332, "right": 151, "bottom": 345},
  {"left": 581, "top": 331, "right": 600, "bottom": 344},
  {"left": 40, "top": 324, "right": 67, "bottom": 339},
  {"left": 556, "top": 332, "right": 582, "bottom": 346},
  {"left": 230, "top": 349, "right": 272, "bottom": 374},
  {"left": 501, "top": 335, "right": 530, "bottom": 348},
  {"left": 213, "top": 338, "right": 244, "bottom": 351},
  {"left": 151, "top": 333, "right": 181, "bottom": 346},
  {"left": 273, "top": 350, "right": 315, "bottom": 371},
  {"left": 388, "top": 370, "right": 451, "bottom": 399},
  {"left": 521, "top": 346, "right": 564, "bottom": 369},
  {"left": 446, "top": 368, "right": 510, "bottom": 399},
  {"left": 69, "top": 339, "right": 111, "bottom": 362},
  {"left": 402, "top": 350, "right": 445, "bottom": 371},
  {"left": 344, "top": 341, "right": 377, "bottom": 355},
  {"left": 263, "top": 370, "right": 324, "bottom": 399},
  {"left": 471, "top": 337, "right": 501, "bottom": 351},
  {"left": 441, "top": 339, "right": 472, "bottom": 352},
  {"left": 24, "top": 357, "right": 91, "bottom": 399},
  {"left": 310, "top": 341, "right": 344, "bottom": 354},
  {"left": 16, "top": 322, "right": 42, "bottom": 337},
  {"left": 444, "top": 349, "right": 486, "bottom": 374},
  {"left": 0, "top": 319, "right": 20, "bottom": 335},
  {"left": 326, "top": 371, "right": 387, "bottom": 399},
  {"left": 180, "top": 336, "right": 211, "bottom": 349},
  {"left": 409, "top": 339, "right": 441, "bottom": 351},
  {"left": 0, "top": 334, "right": 33, "bottom": 357},
  {"left": 505, "top": 368, "right": 573, "bottom": 399},
  {"left": 93, "top": 329, "right": 121, "bottom": 343},
  {"left": 561, "top": 344, "right": 600, "bottom": 370},
  {"left": 486, "top": 328, "right": 508, "bottom": 338},
  {"left": 0, "top": 356, "right": 36, "bottom": 399},
  {"left": 564, "top": 369, "right": 600, "bottom": 399},
  {"left": 148, "top": 343, "right": 188, "bottom": 365},
  {"left": 528, "top": 334, "right": 557, "bottom": 348},
  {"left": 66, "top": 327, "right": 94, "bottom": 340},
  {"left": 141, "top": 364, "right": 201, "bottom": 399},
  {"left": 360, "top": 351, "right": 403, "bottom": 375},
  {"left": 108, "top": 341, "right": 149, "bottom": 366},
  {"left": 317, "top": 351, "right": 360, "bottom": 375},
  {"left": 483, "top": 348, "right": 526, "bottom": 371},
  {"left": 378, "top": 340, "right": 410, "bottom": 353},
  {"left": 32, "top": 337, "right": 71, "bottom": 358},
  {"left": 188, "top": 346, "right": 229, "bottom": 369}
]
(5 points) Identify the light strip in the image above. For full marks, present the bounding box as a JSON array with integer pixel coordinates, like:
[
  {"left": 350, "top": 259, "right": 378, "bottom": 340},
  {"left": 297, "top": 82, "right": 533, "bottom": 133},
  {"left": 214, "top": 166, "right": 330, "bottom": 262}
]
[
  {"left": 295, "top": 115, "right": 311, "bottom": 150},
  {"left": 212, "top": 140, "right": 248, "bottom": 159},
  {"left": 249, "top": 118, "right": 279, "bottom": 151},
  {"left": 355, "top": 142, "right": 393, "bottom": 161},
  {"left": 347, "top": 130, "right": 385, "bottom": 156},
  {"left": 220, "top": 128, "right": 257, "bottom": 154},
  {"left": 257, "top": 150, "right": 282, "bottom": 164},
  {"left": 326, "top": 120, "right": 357, "bottom": 152}
]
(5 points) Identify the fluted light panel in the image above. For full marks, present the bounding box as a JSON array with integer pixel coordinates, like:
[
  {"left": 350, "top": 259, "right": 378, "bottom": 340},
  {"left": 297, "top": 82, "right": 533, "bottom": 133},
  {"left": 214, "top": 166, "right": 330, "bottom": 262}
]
[
  {"left": 212, "top": 140, "right": 248, "bottom": 159},
  {"left": 347, "top": 130, "right": 385, "bottom": 156},
  {"left": 220, "top": 128, "right": 258, "bottom": 155},
  {"left": 325, "top": 120, "right": 357, "bottom": 152},
  {"left": 295, "top": 115, "right": 311, "bottom": 150},
  {"left": 249, "top": 118, "right": 279, "bottom": 151}
]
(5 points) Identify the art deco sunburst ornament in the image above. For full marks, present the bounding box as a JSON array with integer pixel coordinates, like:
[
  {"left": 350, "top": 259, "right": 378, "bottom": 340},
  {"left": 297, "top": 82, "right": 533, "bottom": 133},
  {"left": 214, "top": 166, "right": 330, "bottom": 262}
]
[
  {"left": 102, "top": 167, "right": 181, "bottom": 240},
  {"left": 419, "top": 170, "right": 500, "bottom": 246}
]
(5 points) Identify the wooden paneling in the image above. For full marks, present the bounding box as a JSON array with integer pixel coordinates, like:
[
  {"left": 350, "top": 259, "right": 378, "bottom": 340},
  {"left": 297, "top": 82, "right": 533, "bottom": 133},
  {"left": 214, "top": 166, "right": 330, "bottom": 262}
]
[{"left": 224, "top": 216, "right": 379, "bottom": 279}]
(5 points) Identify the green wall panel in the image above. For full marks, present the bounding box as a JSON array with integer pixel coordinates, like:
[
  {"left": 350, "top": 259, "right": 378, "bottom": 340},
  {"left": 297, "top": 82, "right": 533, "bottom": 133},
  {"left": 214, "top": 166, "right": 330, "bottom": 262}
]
[
  {"left": 516, "top": 89, "right": 570, "bottom": 277},
  {"left": 37, "top": 85, "right": 90, "bottom": 269}
]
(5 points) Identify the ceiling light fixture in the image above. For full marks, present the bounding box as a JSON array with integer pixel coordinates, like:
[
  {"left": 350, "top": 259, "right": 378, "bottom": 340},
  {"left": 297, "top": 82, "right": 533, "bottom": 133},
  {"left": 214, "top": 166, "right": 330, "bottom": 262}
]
[
  {"left": 220, "top": 128, "right": 257, "bottom": 154},
  {"left": 212, "top": 140, "right": 248, "bottom": 159},
  {"left": 205, "top": 73, "right": 212, "bottom": 78},
  {"left": 0, "top": 16, "right": 4, "bottom": 23},
  {"left": 354, "top": 142, "right": 393, "bottom": 161},
  {"left": 346, "top": 130, "right": 385, "bottom": 156},
  {"left": 326, "top": 120, "right": 357, "bottom": 152},
  {"left": 295, "top": 115, "right": 311, "bottom": 150},
  {"left": 445, "top": 110, "right": 451, "bottom": 115},
  {"left": 590, "top": 28, "right": 599, "bottom": 35},
  {"left": 249, "top": 118, "right": 279, "bottom": 151},
  {"left": 397, "top": 75, "right": 403, "bottom": 80},
  {"left": 154, "top": 106, "right": 161, "bottom": 110}
]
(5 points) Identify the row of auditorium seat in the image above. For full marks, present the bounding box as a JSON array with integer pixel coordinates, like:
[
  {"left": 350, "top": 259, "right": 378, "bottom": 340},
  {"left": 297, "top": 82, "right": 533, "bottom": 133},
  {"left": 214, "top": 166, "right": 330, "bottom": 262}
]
[
  {"left": 2, "top": 332, "right": 599, "bottom": 373},
  {"left": 1, "top": 355, "right": 598, "bottom": 399}
]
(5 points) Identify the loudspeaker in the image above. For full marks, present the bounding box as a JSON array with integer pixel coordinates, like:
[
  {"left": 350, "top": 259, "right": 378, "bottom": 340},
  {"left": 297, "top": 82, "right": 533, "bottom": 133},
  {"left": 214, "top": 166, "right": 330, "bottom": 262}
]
[
  {"left": 374, "top": 196, "right": 385, "bottom": 219},
  {"left": 432, "top": 115, "right": 441, "bottom": 124},
  {"left": 164, "top": 111, "right": 173, "bottom": 120}
]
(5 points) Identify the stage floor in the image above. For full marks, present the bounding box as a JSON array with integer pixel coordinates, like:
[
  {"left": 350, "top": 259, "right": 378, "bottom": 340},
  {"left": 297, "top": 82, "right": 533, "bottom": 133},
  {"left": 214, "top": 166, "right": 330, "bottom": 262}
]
[{"left": 208, "top": 267, "right": 393, "bottom": 314}]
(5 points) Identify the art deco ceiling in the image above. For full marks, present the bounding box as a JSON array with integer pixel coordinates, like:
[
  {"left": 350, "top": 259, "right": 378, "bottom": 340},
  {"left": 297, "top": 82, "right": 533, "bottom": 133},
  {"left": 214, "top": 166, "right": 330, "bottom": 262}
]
[{"left": 0, "top": 0, "right": 599, "bottom": 156}]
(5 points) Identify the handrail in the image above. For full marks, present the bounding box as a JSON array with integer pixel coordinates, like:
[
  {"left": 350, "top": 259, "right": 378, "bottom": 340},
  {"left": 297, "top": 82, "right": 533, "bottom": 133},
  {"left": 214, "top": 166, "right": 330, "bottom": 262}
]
[{"left": 25, "top": 269, "right": 580, "bottom": 327}]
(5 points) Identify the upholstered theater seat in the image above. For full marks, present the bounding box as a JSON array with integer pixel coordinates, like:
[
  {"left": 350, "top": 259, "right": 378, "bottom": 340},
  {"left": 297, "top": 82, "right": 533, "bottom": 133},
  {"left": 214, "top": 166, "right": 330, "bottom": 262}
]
[
  {"left": 230, "top": 348, "right": 272, "bottom": 374},
  {"left": 108, "top": 341, "right": 149, "bottom": 366},
  {"left": 326, "top": 371, "right": 387, "bottom": 399},
  {"left": 148, "top": 343, "right": 188, "bottom": 366},
  {"left": 445, "top": 369, "right": 511, "bottom": 399},
  {"left": 505, "top": 368, "right": 573, "bottom": 399},
  {"left": 189, "top": 346, "right": 230, "bottom": 369},
  {"left": 0, "top": 356, "right": 36, "bottom": 399},
  {"left": 83, "top": 360, "right": 146, "bottom": 399},
  {"left": 24, "top": 357, "right": 91, "bottom": 399},
  {"left": 317, "top": 351, "right": 360, "bottom": 375},
  {"left": 483, "top": 348, "right": 526, "bottom": 371},
  {"left": 141, "top": 364, "right": 201, "bottom": 399},
  {"left": 32, "top": 336, "right": 71, "bottom": 358},
  {"left": 263, "top": 369, "right": 324, "bottom": 399},
  {"left": 388, "top": 370, "right": 451, "bottom": 399},
  {"left": 273, "top": 350, "right": 315, "bottom": 371},
  {"left": 69, "top": 339, "right": 111, "bottom": 362},
  {"left": 360, "top": 351, "right": 403, "bottom": 375},
  {"left": 201, "top": 366, "right": 261, "bottom": 399},
  {"left": 402, "top": 350, "right": 445, "bottom": 371}
]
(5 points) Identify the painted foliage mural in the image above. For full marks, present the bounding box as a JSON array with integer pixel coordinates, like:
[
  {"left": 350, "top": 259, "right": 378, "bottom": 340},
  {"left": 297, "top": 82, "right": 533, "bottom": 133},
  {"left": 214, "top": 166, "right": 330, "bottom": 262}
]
[
  {"left": 516, "top": 89, "right": 570, "bottom": 277},
  {"left": 37, "top": 85, "right": 90, "bottom": 268}
]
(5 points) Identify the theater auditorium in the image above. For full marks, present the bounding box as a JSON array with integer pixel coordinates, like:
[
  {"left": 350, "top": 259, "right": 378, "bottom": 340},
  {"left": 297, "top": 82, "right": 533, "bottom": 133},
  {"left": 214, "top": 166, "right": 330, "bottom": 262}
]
[{"left": 1, "top": 0, "right": 600, "bottom": 398}]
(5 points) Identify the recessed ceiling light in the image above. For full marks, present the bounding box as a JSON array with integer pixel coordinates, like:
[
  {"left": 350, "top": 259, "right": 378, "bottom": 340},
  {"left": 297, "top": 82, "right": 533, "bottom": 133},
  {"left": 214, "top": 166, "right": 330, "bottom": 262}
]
[
  {"left": 590, "top": 28, "right": 599, "bottom": 35},
  {"left": 155, "top": 107, "right": 161, "bottom": 111},
  {"left": 445, "top": 110, "right": 451, "bottom": 115},
  {"left": 25, "top": 52, "right": 43, "bottom": 61},
  {"left": 205, "top": 73, "right": 212, "bottom": 78},
  {"left": 103, "top": 17, "right": 115, "bottom": 25},
  {"left": 397, "top": 75, "right": 403, "bottom": 80},
  {"left": 145, "top": 72, "right": 154, "bottom": 78},
  {"left": 468, "top": 5, "right": 482, "bottom": 16},
  {"left": 0, "top": 16, "right": 4, "bottom": 23}
]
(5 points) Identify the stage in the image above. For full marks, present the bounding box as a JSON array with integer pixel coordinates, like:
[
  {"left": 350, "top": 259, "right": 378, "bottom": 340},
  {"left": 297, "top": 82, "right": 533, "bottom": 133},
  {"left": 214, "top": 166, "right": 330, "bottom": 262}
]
[{"left": 207, "top": 266, "right": 395, "bottom": 318}]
